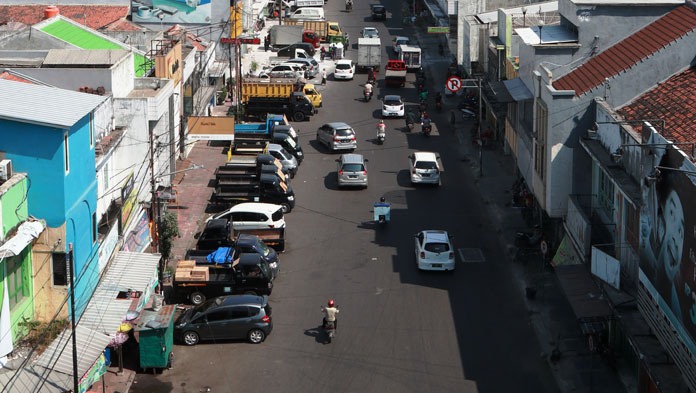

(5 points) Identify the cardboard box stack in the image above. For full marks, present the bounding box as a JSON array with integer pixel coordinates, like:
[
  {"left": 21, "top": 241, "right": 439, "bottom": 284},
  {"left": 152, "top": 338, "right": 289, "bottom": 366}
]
[{"left": 175, "top": 260, "right": 209, "bottom": 281}]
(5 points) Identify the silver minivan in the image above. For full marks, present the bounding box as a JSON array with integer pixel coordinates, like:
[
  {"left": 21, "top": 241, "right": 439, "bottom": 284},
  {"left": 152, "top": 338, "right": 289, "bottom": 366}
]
[
  {"left": 266, "top": 143, "right": 298, "bottom": 177},
  {"left": 336, "top": 154, "right": 368, "bottom": 188},
  {"left": 317, "top": 122, "right": 357, "bottom": 152}
]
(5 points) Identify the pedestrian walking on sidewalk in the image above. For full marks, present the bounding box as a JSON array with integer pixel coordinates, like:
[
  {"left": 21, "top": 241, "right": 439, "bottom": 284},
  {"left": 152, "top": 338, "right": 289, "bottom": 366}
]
[
  {"left": 449, "top": 110, "right": 456, "bottom": 131},
  {"left": 264, "top": 34, "right": 270, "bottom": 51},
  {"left": 321, "top": 68, "right": 327, "bottom": 85}
]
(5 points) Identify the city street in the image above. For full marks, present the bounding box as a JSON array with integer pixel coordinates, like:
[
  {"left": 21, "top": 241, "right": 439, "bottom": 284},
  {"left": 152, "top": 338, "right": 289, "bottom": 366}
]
[{"left": 132, "top": 1, "right": 560, "bottom": 392}]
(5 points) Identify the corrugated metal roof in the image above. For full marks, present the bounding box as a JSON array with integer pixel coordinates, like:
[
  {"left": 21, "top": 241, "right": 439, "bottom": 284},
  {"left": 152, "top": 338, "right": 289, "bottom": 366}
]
[
  {"left": 554, "top": 5, "right": 696, "bottom": 96},
  {"left": 43, "top": 49, "right": 128, "bottom": 66},
  {"left": 77, "top": 288, "right": 131, "bottom": 335},
  {"left": 101, "top": 251, "right": 160, "bottom": 292},
  {"left": 0, "top": 365, "right": 70, "bottom": 393},
  {"left": 34, "top": 325, "right": 110, "bottom": 379},
  {"left": 0, "top": 79, "right": 106, "bottom": 129}
]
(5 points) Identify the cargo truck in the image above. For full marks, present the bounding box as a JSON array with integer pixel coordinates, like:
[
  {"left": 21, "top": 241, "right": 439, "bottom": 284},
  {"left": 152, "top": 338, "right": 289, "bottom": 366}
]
[
  {"left": 212, "top": 172, "right": 295, "bottom": 213},
  {"left": 243, "top": 92, "right": 315, "bottom": 122},
  {"left": 232, "top": 121, "right": 305, "bottom": 162},
  {"left": 196, "top": 219, "right": 286, "bottom": 253},
  {"left": 357, "top": 37, "right": 381, "bottom": 72},
  {"left": 269, "top": 25, "right": 320, "bottom": 50},
  {"left": 173, "top": 254, "right": 274, "bottom": 305},
  {"left": 242, "top": 80, "right": 322, "bottom": 108},
  {"left": 385, "top": 60, "right": 407, "bottom": 87},
  {"left": 399, "top": 45, "right": 422, "bottom": 71},
  {"left": 283, "top": 20, "right": 348, "bottom": 45}
]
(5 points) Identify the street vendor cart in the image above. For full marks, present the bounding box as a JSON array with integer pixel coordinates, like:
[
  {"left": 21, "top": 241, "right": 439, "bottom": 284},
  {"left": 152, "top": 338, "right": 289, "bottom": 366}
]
[{"left": 134, "top": 304, "right": 176, "bottom": 372}]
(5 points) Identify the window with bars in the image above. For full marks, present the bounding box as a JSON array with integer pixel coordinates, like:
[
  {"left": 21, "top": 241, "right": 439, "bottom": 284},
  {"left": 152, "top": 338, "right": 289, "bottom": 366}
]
[
  {"left": 7, "top": 250, "right": 29, "bottom": 308},
  {"left": 625, "top": 200, "right": 639, "bottom": 251},
  {"left": 534, "top": 101, "right": 548, "bottom": 180},
  {"left": 52, "top": 252, "right": 68, "bottom": 287},
  {"left": 598, "top": 169, "right": 615, "bottom": 217}
]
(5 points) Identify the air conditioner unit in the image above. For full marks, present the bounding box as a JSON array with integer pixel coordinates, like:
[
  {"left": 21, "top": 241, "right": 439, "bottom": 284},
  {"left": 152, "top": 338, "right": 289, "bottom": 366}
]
[{"left": 0, "top": 159, "right": 12, "bottom": 181}]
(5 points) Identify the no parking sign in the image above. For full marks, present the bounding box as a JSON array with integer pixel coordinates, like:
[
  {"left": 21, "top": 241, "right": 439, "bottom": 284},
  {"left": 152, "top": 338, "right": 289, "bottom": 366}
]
[{"left": 446, "top": 77, "right": 462, "bottom": 93}]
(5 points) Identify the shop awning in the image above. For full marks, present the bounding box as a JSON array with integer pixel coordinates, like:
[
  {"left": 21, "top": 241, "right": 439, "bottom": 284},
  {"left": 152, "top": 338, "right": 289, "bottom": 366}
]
[
  {"left": 503, "top": 78, "right": 533, "bottom": 102},
  {"left": 490, "top": 81, "right": 514, "bottom": 103},
  {"left": 555, "top": 264, "right": 612, "bottom": 320},
  {"left": 0, "top": 220, "right": 44, "bottom": 258}
]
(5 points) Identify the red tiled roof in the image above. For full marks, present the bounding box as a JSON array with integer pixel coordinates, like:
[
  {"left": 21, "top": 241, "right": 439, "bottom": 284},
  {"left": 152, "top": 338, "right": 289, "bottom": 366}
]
[
  {"left": 101, "top": 18, "right": 144, "bottom": 32},
  {"left": 618, "top": 67, "right": 696, "bottom": 145},
  {"left": 167, "top": 24, "right": 208, "bottom": 51},
  {"left": 0, "top": 71, "right": 35, "bottom": 84},
  {"left": 0, "top": 5, "right": 128, "bottom": 30},
  {"left": 553, "top": 5, "right": 696, "bottom": 96}
]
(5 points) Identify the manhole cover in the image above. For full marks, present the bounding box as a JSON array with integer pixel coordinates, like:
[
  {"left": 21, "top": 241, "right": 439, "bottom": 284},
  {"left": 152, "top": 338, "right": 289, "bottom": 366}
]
[{"left": 458, "top": 248, "right": 485, "bottom": 263}]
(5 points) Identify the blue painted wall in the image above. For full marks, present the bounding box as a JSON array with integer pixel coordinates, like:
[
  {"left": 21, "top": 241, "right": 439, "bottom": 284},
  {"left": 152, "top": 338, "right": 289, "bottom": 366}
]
[{"left": 0, "top": 113, "right": 100, "bottom": 317}]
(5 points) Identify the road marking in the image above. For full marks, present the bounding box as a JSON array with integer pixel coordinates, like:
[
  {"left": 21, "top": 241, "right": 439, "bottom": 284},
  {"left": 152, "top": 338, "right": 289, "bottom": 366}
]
[{"left": 458, "top": 248, "right": 486, "bottom": 263}]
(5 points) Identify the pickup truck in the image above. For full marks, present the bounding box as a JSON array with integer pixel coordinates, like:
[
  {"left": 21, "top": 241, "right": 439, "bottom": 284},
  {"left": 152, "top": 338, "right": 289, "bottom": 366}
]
[
  {"left": 233, "top": 123, "right": 304, "bottom": 162},
  {"left": 385, "top": 60, "right": 407, "bottom": 87},
  {"left": 196, "top": 219, "right": 286, "bottom": 253},
  {"left": 213, "top": 172, "right": 295, "bottom": 213},
  {"left": 244, "top": 92, "right": 315, "bottom": 122},
  {"left": 227, "top": 152, "right": 296, "bottom": 179},
  {"left": 174, "top": 253, "right": 274, "bottom": 305}
]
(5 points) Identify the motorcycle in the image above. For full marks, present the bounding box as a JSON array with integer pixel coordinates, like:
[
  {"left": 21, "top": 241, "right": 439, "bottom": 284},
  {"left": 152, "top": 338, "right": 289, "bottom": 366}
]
[
  {"left": 435, "top": 100, "right": 442, "bottom": 112},
  {"left": 345, "top": 1, "right": 352, "bottom": 11},
  {"left": 406, "top": 119, "right": 414, "bottom": 132},
  {"left": 364, "top": 89, "right": 372, "bottom": 102},
  {"left": 325, "top": 320, "right": 336, "bottom": 343},
  {"left": 421, "top": 123, "right": 432, "bottom": 137},
  {"left": 460, "top": 108, "right": 477, "bottom": 121},
  {"left": 377, "top": 123, "right": 386, "bottom": 144}
]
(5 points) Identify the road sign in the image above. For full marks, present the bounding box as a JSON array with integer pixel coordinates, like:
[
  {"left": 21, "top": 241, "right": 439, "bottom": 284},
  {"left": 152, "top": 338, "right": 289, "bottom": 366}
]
[
  {"left": 428, "top": 27, "right": 450, "bottom": 34},
  {"left": 446, "top": 76, "right": 462, "bottom": 93}
]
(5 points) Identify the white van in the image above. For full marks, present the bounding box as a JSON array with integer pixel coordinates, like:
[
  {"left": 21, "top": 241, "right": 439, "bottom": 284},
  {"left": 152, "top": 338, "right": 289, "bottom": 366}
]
[{"left": 288, "top": 7, "right": 325, "bottom": 20}]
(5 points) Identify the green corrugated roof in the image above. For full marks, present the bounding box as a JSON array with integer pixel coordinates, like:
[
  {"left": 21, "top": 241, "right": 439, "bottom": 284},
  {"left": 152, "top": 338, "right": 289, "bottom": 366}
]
[{"left": 40, "top": 19, "right": 149, "bottom": 77}]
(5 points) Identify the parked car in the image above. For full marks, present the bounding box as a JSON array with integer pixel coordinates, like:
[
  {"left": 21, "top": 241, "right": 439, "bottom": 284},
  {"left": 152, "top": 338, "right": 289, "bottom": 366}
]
[
  {"left": 371, "top": 4, "right": 386, "bottom": 20},
  {"left": 288, "top": 7, "right": 325, "bottom": 21},
  {"left": 336, "top": 153, "right": 368, "bottom": 188},
  {"left": 414, "top": 230, "right": 455, "bottom": 271},
  {"left": 409, "top": 151, "right": 440, "bottom": 185},
  {"left": 286, "top": 57, "right": 319, "bottom": 78},
  {"left": 382, "top": 95, "right": 405, "bottom": 118},
  {"left": 361, "top": 27, "right": 379, "bottom": 38},
  {"left": 334, "top": 59, "right": 355, "bottom": 80},
  {"left": 269, "top": 64, "right": 304, "bottom": 79},
  {"left": 317, "top": 122, "right": 357, "bottom": 151},
  {"left": 174, "top": 295, "right": 273, "bottom": 345},
  {"left": 266, "top": 143, "right": 299, "bottom": 176},
  {"left": 393, "top": 36, "right": 410, "bottom": 54},
  {"left": 207, "top": 202, "right": 286, "bottom": 229},
  {"left": 278, "top": 43, "right": 316, "bottom": 57}
]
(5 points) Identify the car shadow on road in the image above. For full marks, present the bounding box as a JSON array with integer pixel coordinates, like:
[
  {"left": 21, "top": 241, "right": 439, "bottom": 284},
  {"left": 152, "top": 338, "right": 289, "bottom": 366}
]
[
  {"left": 308, "top": 139, "right": 330, "bottom": 154},
  {"left": 324, "top": 172, "right": 340, "bottom": 190},
  {"left": 304, "top": 326, "right": 329, "bottom": 344}
]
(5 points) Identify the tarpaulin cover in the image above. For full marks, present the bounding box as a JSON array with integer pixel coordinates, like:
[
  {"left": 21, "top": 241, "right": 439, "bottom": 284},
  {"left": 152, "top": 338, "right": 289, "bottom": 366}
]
[
  {"left": 207, "top": 248, "right": 234, "bottom": 264},
  {"left": 0, "top": 220, "right": 44, "bottom": 258}
]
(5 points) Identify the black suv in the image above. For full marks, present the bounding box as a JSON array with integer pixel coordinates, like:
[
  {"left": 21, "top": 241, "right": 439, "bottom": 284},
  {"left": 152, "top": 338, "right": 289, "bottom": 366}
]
[
  {"left": 278, "top": 42, "right": 316, "bottom": 57},
  {"left": 371, "top": 5, "right": 386, "bottom": 20},
  {"left": 175, "top": 295, "right": 273, "bottom": 345}
]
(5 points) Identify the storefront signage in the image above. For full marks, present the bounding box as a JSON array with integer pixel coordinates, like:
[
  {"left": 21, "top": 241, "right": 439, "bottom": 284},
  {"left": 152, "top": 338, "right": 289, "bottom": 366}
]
[
  {"left": 124, "top": 210, "right": 151, "bottom": 252},
  {"left": 97, "top": 223, "right": 119, "bottom": 273},
  {"left": 221, "top": 37, "right": 260, "bottom": 44},
  {"left": 120, "top": 172, "right": 137, "bottom": 233},
  {"left": 427, "top": 27, "right": 450, "bottom": 34},
  {"left": 188, "top": 116, "right": 236, "bottom": 140}
]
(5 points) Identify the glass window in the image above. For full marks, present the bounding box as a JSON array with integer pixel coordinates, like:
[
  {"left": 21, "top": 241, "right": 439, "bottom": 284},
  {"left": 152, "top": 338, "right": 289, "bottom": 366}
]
[
  {"left": 336, "top": 128, "right": 354, "bottom": 137},
  {"left": 424, "top": 243, "right": 450, "bottom": 253},
  {"left": 597, "top": 168, "right": 614, "bottom": 217},
  {"left": 248, "top": 306, "right": 260, "bottom": 316},
  {"left": 336, "top": 63, "right": 352, "bottom": 70},
  {"left": 89, "top": 112, "right": 94, "bottom": 149},
  {"left": 271, "top": 208, "right": 284, "bottom": 222},
  {"left": 52, "top": 252, "right": 68, "bottom": 287},
  {"left": 385, "top": 97, "right": 402, "bottom": 106},
  {"left": 243, "top": 264, "right": 262, "bottom": 277},
  {"left": 64, "top": 132, "right": 70, "bottom": 174},
  {"left": 415, "top": 161, "right": 437, "bottom": 169},
  {"left": 534, "top": 101, "right": 548, "bottom": 180},
  {"left": 256, "top": 240, "right": 272, "bottom": 257},
  {"left": 92, "top": 212, "right": 97, "bottom": 244},
  {"left": 7, "top": 251, "right": 28, "bottom": 308},
  {"left": 341, "top": 164, "right": 364, "bottom": 172},
  {"left": 205, "top": 309, "right": 232, "bottom": 322},
  {"left": 228, "top": 306, "right": 250, "bottom": 319}
]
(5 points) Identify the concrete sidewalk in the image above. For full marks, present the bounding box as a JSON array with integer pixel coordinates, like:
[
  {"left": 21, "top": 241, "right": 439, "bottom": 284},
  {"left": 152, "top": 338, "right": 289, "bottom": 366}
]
[{"left": 413, "top": 25, "right": 628, "bottom": 393}]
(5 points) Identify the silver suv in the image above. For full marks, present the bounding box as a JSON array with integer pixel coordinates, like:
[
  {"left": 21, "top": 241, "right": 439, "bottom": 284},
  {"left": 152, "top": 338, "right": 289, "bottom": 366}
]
[
  {"left": 336, "top": 154, "right": 368, "bottom": 188},
  {"left": 317, "top": 122, "right": 357, "bottom": 152}
]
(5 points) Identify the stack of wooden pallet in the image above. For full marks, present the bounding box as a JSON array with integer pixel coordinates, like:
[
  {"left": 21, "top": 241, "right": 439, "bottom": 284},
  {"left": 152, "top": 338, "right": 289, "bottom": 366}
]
[{"left": 175, "top": 260, "right": 210, "bottom": 281}]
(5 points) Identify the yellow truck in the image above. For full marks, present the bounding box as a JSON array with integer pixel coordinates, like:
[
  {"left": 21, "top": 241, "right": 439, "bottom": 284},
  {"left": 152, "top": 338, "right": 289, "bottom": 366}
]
[
  {"left": 242, "top": 81, "right": 323, "bottom": 108},
  {"left": 283, "top": 21, "right": 348, "bottom": 45}
]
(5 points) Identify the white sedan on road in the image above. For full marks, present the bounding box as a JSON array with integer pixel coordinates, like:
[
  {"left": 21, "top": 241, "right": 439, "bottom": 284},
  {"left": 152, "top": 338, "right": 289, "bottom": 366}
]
[
  {"left": 382, "top": 95, "right": 405, "bottom": 118},
  {"left": 415, "top": 230, "right": 455, "bottom": 271},
  {"left": 334, "top": 59, "right": 355, "bottom": 80}
]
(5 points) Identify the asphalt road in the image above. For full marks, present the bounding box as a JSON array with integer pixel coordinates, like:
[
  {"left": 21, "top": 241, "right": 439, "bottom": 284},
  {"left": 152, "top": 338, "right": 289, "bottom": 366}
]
[{"left": 132, "top": 1, "right": 561, "bottom": 392}]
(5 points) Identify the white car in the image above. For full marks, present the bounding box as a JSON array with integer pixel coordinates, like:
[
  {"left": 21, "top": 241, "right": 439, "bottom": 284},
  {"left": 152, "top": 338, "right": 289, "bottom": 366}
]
[
  {"left": 409, "top": 151, "right": 440, "bottom": 185},
  {"left": 361, "top": 27, "right": 379, "bottom": 38},
  {"left": 334, "top": 60, "right": 355, "bottom": 80},
  {"left": 415, "top": 230, "right": 455, "bottom": 271},
  {"left": 206, "top": 202, "right": 286, "bottom": 230},
  {"left": 382, "top": 95, "right": 404, "bottom": 118},
  {"left": 393, "top": 36, "right": 410, "bottom": 54}
]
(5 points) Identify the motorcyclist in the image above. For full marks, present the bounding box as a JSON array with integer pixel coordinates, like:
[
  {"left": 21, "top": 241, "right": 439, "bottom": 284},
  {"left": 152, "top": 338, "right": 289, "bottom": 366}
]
[
  {"left": 322, "top": 299, "right": 339, "bottom": 328},
  {"left": 419, "top": 89, "right": 428, "bottom": 102},
  {"left": 406, "top": 111, "right": 417, "bottom": 127},
  {"left": 435, "top": 92, "right": 442, "bottom": 105},
  {"left": 421, "top": 113, "right": 432, "bottom": 129},
  {"left": 377, "top": 119, "right": 386, "bottom": 137},
  {"left": 345, "top": 0, "right": 353, "bottom": 9},
  {"left": 364, "top": 81, "right": 373, "bottom": 98},
  {"left": 367, "top": 68, "right": 376, "bottom": 83}
]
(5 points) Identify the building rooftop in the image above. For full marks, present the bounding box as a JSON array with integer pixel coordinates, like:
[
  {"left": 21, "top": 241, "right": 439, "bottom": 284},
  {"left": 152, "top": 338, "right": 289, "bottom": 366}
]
[
  {"left": 101, "top": 17, "right": 146, "bottom": 32},
  {"left": 167, "top": 24, "right": 209, "bottom": 51},
  {"left": 36, "top": 16, "right": 149, "bottom": 77},
  {"left": 0, "top": 70, "right": 36, "bottom": 84},
  {"left": 571, "top": 0, "right": 683, "bottom": 4},
  {"left": 553, "top": 5, "right": 696, "bottom": 96},
  {"left": 476, "top": 1, "right": 558, "bottom": 25},
  {"left": 0, "top": 78, "right": 107, "bottom": 129},
  {"left": 42, "top": 49, "right": 129, "bottom": 67},
  {"left": 0, "top": 5, "right": 128, "bottom": 30},
  {"left": 618, "top": 67, "right": 696, "bottom": 146}
]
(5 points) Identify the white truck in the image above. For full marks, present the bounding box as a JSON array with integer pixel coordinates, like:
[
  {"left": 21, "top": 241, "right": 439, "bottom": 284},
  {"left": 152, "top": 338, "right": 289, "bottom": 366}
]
[
  {"left": 357, "top": 37, "right": 381, "bottom": 72},
  {"left": 399, "top": 45, "right": 422, "bottom": 70}
]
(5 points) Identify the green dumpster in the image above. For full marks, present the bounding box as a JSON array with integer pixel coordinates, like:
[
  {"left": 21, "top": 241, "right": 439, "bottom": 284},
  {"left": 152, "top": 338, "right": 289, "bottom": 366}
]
[{"left": 135, "top": 304, "right": 177, "bottom": 370}]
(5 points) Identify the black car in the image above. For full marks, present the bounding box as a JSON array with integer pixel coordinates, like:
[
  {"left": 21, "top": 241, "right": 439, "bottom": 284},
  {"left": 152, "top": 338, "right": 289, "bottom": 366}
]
[
  {"left": 278, "top": 42, "right": 316, "bottom": 57},
  {"left": 371, "top": 5, "right": 386, "bottom": 20},
  {"left": 175, "top": 295, "right": 273, "bottom": 345}
]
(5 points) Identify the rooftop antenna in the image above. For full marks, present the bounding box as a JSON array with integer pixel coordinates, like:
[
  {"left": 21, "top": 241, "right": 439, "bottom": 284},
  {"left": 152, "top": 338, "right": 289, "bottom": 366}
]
[{"left": 522, "top": 7, "right": 527, "bottom": 27}]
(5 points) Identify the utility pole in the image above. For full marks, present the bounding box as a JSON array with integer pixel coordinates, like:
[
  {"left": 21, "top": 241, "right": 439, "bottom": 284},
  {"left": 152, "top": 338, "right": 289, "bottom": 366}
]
[
  {"left": 478, "top": 76, "right": 483, "bottom": 177},
  {"left": 68, "top": 244, "right": 78, "bottom": 393},
  {"left": 279, "top": 0, "right": 283, "bottom": 25},
  {"left": 150, "top": 122, "right": 158, "bottom": 252}
]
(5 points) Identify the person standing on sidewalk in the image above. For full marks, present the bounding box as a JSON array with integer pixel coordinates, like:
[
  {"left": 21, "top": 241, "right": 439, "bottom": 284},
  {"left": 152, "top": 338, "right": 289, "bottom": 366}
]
[
  {"left": 264, "top": 34, "right": 270, "bottom": 51},
  {"left": 321, "top": 68, "right": 327, "bottom": 85},
  {"left": 449, "top": 110, "right": 456, "bottom": 132}
]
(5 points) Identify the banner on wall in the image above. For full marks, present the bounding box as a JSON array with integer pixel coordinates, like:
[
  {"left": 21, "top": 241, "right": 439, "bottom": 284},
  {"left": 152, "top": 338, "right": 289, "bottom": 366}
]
[
  {"left": 120, "top": 172, "right": 137, "bottom": 233},
  {"left": 78, "top": 353, "right": 106, "bottom": 393},
  {"left": 639, "top": 136, "right": 696, "bottom": 354},
  {"left": 131, "top": 0, "right": 212, "bottom": 24},
  {"left": 124, "top": 210, "right": 151, "bottom": 252}
]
